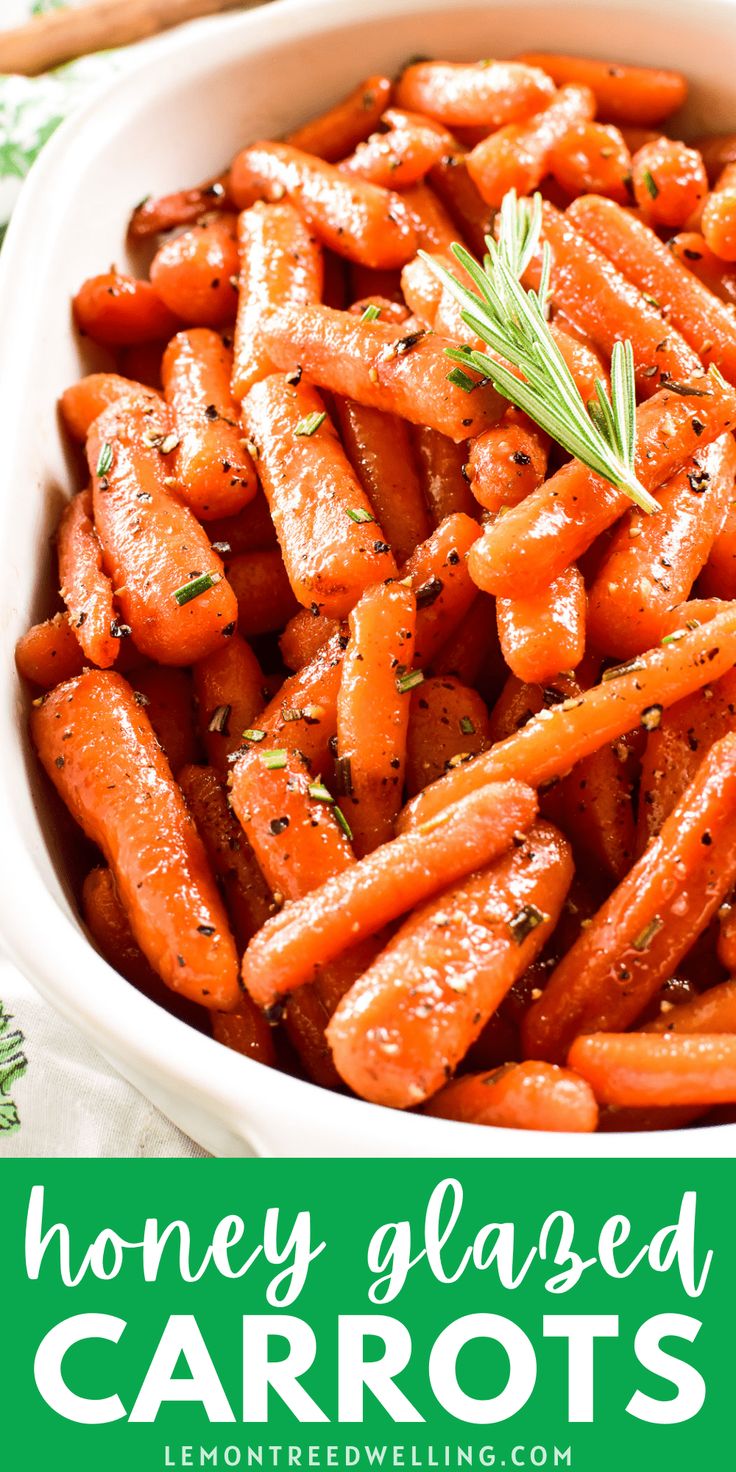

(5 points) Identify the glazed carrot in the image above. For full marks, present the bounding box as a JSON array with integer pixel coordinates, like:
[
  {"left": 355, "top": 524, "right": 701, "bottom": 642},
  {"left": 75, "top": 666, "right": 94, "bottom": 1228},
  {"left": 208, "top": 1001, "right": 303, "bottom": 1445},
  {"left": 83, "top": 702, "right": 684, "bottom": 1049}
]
[
  {"left": 260, "top": 304, "right": 505, "bottom": 441},
  {"left": 719, "top": 903, "right": 736, "bottom": 971},
  {"left": 73, "top": 270, "right": 178, "bottom": 346},
  {"left": 467, "top": 84, "right": 596, "bottom": 207},
  {"left": 204, "top": 493, "right": 277, "bottom": 556},
  {"left": 402, "top": 513, "right": 481, "bottom": 666},
  {"left": 701, "top": 162, "right": 736, "bottom": 262},
  {"left": 427, "top": 153, "right": 492, "bottom": 258},
  {"left": 128, "top": 173, "right": 231, "bottom": 240},
  {"left": 412, "top": 426, "right": 475, "bottom": 524},
  {"left": 348, "top": 294, "right": 409, "bottom": 324},
  {"left": 252, "top": 630, "right": 346, "bottom": 772},
  {"left": 630, "top": 138, "right": 708, "bottom": 227},
  {"left": 60, "top": 374, "right": 160, "bottom": 442},
  {"left": 192, "top": 633, "right": 263, "bottom": 774},
  {"left": 496, "top": 566, "right": 586, "bottom": 685},
  {"left": 399, "top": 604, "right": 736, "bottom": 832},
  {"left": 231, "top": 201, "right": 324, "bottom": 401},
  {"left": 87, "top": 396, "right": 238, "bottom": 665},
  {"left": 279, "top": 608, "right": 339, "bottom": 671},
  {"left": 286, "top": 75, "right": 393, "bottom": 162},
  {"left": 559, "top": 740, "right": 638, "bottom": 882},
  {"left": 230, "top": 746, "right": 354, "bottom": 905},
  {"left": 487, "top": 672, "right": 546, "bottom": 745},
  {"left": 534, "top": 204, "right": 702, "bottom": 398},
  {"left": 668, "top": 231, "right": 736, "bottom": 307},
  {"left": 242, "top": 375, "right": 395, "bottom": 617},
  {"left": 337, "top": 582, "right": 416, "bottom": 856},
  {"left": 129, "top": 665, "right": 200, "bottom": 776},
  {"left": 404, "top": 178, "right": 466, "bottom": 249},
  {"left": 161, "top": 329, "right": 258, "bottom": 519},
  {"left": 150, "top": 215, "right": 239, "bottom": 327},
  {"left": 468, "top": 374, "right": 736, "bottom": 598},
  {"left": 695, "top": 133, "right": 736, "bottom": 185},
  {"left": 567, "top": 195, "right": 736, "bottom": 382},
  {"left": 327, "top": 821, "right": 572, "bottom": 1108},
  {"left": 57, "top": 487, "right": 120, "bottom": 670},
  {"left": 588, "top": 435, "right": 736, "bottom": 658},
  {"left": 394, "top": 59, "right": 554, "bottom": 128},
  {"left": 515, "top": 53, "right": 687, "bottom": 126},
  {"left": 229, "top": 142, "right": 418, "bottom": 269},
  {"left": 549, "top": 122, "right": 632, "bottom": 203},
  {"left": 177, "top": 762, "right": 276, "bottom": 946},
  {"left": 550, "top": 323, "right": 611, "bottom": 402},
  {"left": 405, "top": 676, "right": 491, "bottom": 796},
  {"left": 645, "top": 979, "right": 736, "bottom": 1035},
  {"left": 424, "top": 1060, "right": 598, "bottom": 1132},
  {"left": 332, "top": 396, "right": 431, "bottom": 561},
  {"left": 568, "top": 1033, "right": 736, "bottom": 1108},
  {"left": 430, "top": 594, "right": 502, "bottom": 692},
  {"left": 243, "top": 779, "right": 537, "bottom": 1005},
  {"left": 82, "top": 866, "right": 171, "bottom": 998},
  {"left": 15, "top": 612, "right": 85, "bottom": 688},
  {"left": 523, "top": 731, "right": 736, "bottom": 1061},
  {"left": 636, "top": 667, "right": 736, "bottom": 848},
  {"left": 116, "top": 341, "right": 165, "bottom": 388},
  {"left": 225, "top": 548, "right": 299, "bottom": 636},
  {"left": 211, "top": 1005, "right": 277, "bottom": 1065},
  {"left": 702, "top": 507, "right": 736, "bottom": 599},
  {"left": 466, "top": 412, "right": 549, "bottom": 514},
  {"left": 32, "top": 670, "right": 239, "bottom": 1009},
  {"left": 339, "top": 109, "right": 450, "bottom": 189}
]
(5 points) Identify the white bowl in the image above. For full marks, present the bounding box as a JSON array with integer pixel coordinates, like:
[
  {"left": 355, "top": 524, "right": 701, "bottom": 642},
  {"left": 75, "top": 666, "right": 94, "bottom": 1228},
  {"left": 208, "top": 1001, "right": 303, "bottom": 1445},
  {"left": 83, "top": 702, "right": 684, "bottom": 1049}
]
[{"left": 2, "top": 0, "right": 735, "bottom": 1158}]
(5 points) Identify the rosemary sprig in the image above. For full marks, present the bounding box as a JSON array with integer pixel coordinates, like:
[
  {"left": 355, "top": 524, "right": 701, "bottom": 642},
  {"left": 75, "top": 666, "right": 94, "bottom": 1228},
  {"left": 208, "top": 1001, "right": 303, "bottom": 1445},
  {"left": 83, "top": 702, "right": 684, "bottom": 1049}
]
[{"left": 421, "top": 190, "right": 660, "bottom": 515}]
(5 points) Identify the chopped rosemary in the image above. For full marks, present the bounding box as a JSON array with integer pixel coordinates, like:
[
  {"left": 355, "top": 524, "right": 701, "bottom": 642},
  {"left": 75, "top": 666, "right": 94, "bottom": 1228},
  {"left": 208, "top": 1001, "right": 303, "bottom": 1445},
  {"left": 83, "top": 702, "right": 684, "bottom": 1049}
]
[
  {"left": 396, "top": 669, "right": 425, "bottom": 694},
  {"left": 632, "top": 915, "right": 663, "bottom": 951},
  {"left": 642, "top": 168, "right": 659, "bottom": 199},
  {"left": 447, "top": 366, "right": 480, "bottom": 393},
  {"left": 460, "top": 715, "right": 476, "bottom": 735},
  {"left": 96, "top": 442, "right": 113, "bottom": 478},
  {"left": 243, "top": 727, "right": 266, "bottom": 743},
  {"left": 333, "top": 804, "right": 353, "bottom": 841},
  {"left": 346, "top": 506, "right": 374, "bottom": 524},
  {"left": 294, "top": 411, "right": 326, "bottom": 437},
  {"left": 208, "top": 704, "right": 230, "bottom": 734},
  {"left": 173, "top": 571, "right": 221, "bottom": 605},
  {"left": 308, "top": 781, "right": 333, "bottom": 803},
  {"left": 361, "top": 303, "right": 382, "bottom": 322},
  {"left": 422, "top": 190, "right": 660, "bottom": 514},
  {"left": 335, "top": 755, "right": 353, "bottom": 795},
  {"left": 509, "top": 903, "right": 547, "bottom": 944},
  {"left": 261, "top": 749, "right": 287, "bottom": 770}
]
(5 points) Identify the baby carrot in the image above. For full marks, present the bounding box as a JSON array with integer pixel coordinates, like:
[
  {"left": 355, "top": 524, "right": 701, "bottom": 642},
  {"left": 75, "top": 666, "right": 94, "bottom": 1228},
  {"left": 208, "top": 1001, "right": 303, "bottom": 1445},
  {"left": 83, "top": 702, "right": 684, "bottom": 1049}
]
[
  {"left": 192, "top": 632, "right": 264, "bottom": 774},
  {"left": 412, "top": 426, "right": 476, "bottom": 524},
  {"left": 630, "top": 138, "right": 708, "bottom": 228},
  {"left": 73, "top": 270, "right": 178, "bottom": 346},
  {"left": 523, "top": 731, "right": 736, "bottom": 1061},
  {"left": 177, "top": 762, "right": 276, "bottom": 947},
  {"left": 87, "top": 396, "right": 238, "bottom": 665},
  {"left": 568, "top": 194, "right": 736, "bottom": 382},
  {"left": 332, "top": 396, "right": 431, "bottom": 561},
  {"left": 467, "top": 84, "right": 596, "bottom": 207},
  {"left": 225, "top": 548, "right": 299, "bottom": 636},
  {"left": 260, "top": 303, "right": 505, "bottom": 441},
  {"left": 253, "top": 630, "right": 346, "bottom": 772},
  {"left": 337, "top": 582, "right": 416, "bottom": 856},
  {"left": 702, "top": 506, "right": 736, "bottom": 599},
  {"left": 242, "top": 779, "right": 537, "bottom": 1005},
  {"left": 129, "top": 665, "right": 200, "bottom": 776},
  {"left": 231, "top": 201, "right": 324, "bottom": 401},
  {"left": 399, "top": 603, "right": 736, "bottom": 831},
  {"left": 128, "top": 173, "right": 231, "bottom": 239},
  {"left": 466, "top": 412, "right": 550, "bottom": 514},
  {"left": 327, "top": 821, "right": 572, "bottom": 1108},
  {"left": 402, "top": 512, "right": 481, "bottom": 666},
  {"left": 161, "top": 329, "right": 258, "bottom": 519},
  {"left": 550, "top": 122, "right": 632, "bottom": 203},
  {"left": 60, "top": 374, "right": 160, "bottom": 441},
  {"left": 57, "top": 487, "right": 120, "bottom": 669},
  {"left": 279, "top": 608, "right": 338, "bottom": 671},
  {"left": 496, "top": 566, "right": 586, "bottom": 685},
  {"left": 469, "top": 374, "right": 736, "bottom": 598},
  {"left": 695, "top": 133, "right": 736, "bottom": 185},
  {"left": 644, "top": 979, "right": 736, "bottom": 1035},
  {"left": 150, "top": 215, "right": 239, "bottom": 327},
  {"left": 229, "top": 142, "right": 418, "bottom": 268},
  {"left": 211, "top": 1004, "right": 276, "bottom": 1066},
  {"left": 424, "top": 1060, "right": 598, "bottom": 1132},
  {"left": 427, "top": 152, "right": 492, "bottom": 258},
  {"left": 430, "top": 594, "right": 502, "bottom": 691},
  {"left": 230, "top": 746, "right": 354, "bottom": 905},
  {"left": 702, "top": 161, "right": 736, "bottom": 262},
  {"left": 568, "top": 1033, "right": 736, "bottom": 1108},
  {"left": 515, "top": 53, "right": 687, "bottom": 126},
  {"left": 15, "top": 612, "right": 85, "bottom": 688},
  {"left": 394, "top": 59, "right": 554, "bottom": 128},
  {"left": 204, "top": 492, "right": 277, "bottom": 557},
  {"left": 559, "top": 739, "right": 637, "bottom": 883},
  {"left": 286, "top": 75, "right": 393, "bottom": 161},
  {"left": 242, "top": 374, "right": 395, "bottom": 617},
  {"left": 32, "top": 670, "right": 240, "bottom": 1008},
  {"left": 405, "top": 676, "right": 491, "bottom": 796},
  {"left": 636, "top": 666, "right": 736, "bottom": 848},
  {"left": 340, "top": 109, "right": 451, "bottom": 189},
  {"left": 587, "top": 434, "right": 736, "bottom": 657},
  {"left": 668, "top": 231, "right": 736, "bottom": 307},
  {"left": 537, "top": 204, "right": 702, "bottom": 398}
]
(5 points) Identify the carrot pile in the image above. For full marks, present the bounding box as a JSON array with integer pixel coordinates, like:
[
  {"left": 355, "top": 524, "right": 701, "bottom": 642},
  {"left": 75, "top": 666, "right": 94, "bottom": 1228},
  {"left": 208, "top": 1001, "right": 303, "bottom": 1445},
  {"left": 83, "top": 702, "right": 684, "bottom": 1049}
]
[{"left": 17, "top": 48, "right": 736, "bottom": 1134}]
